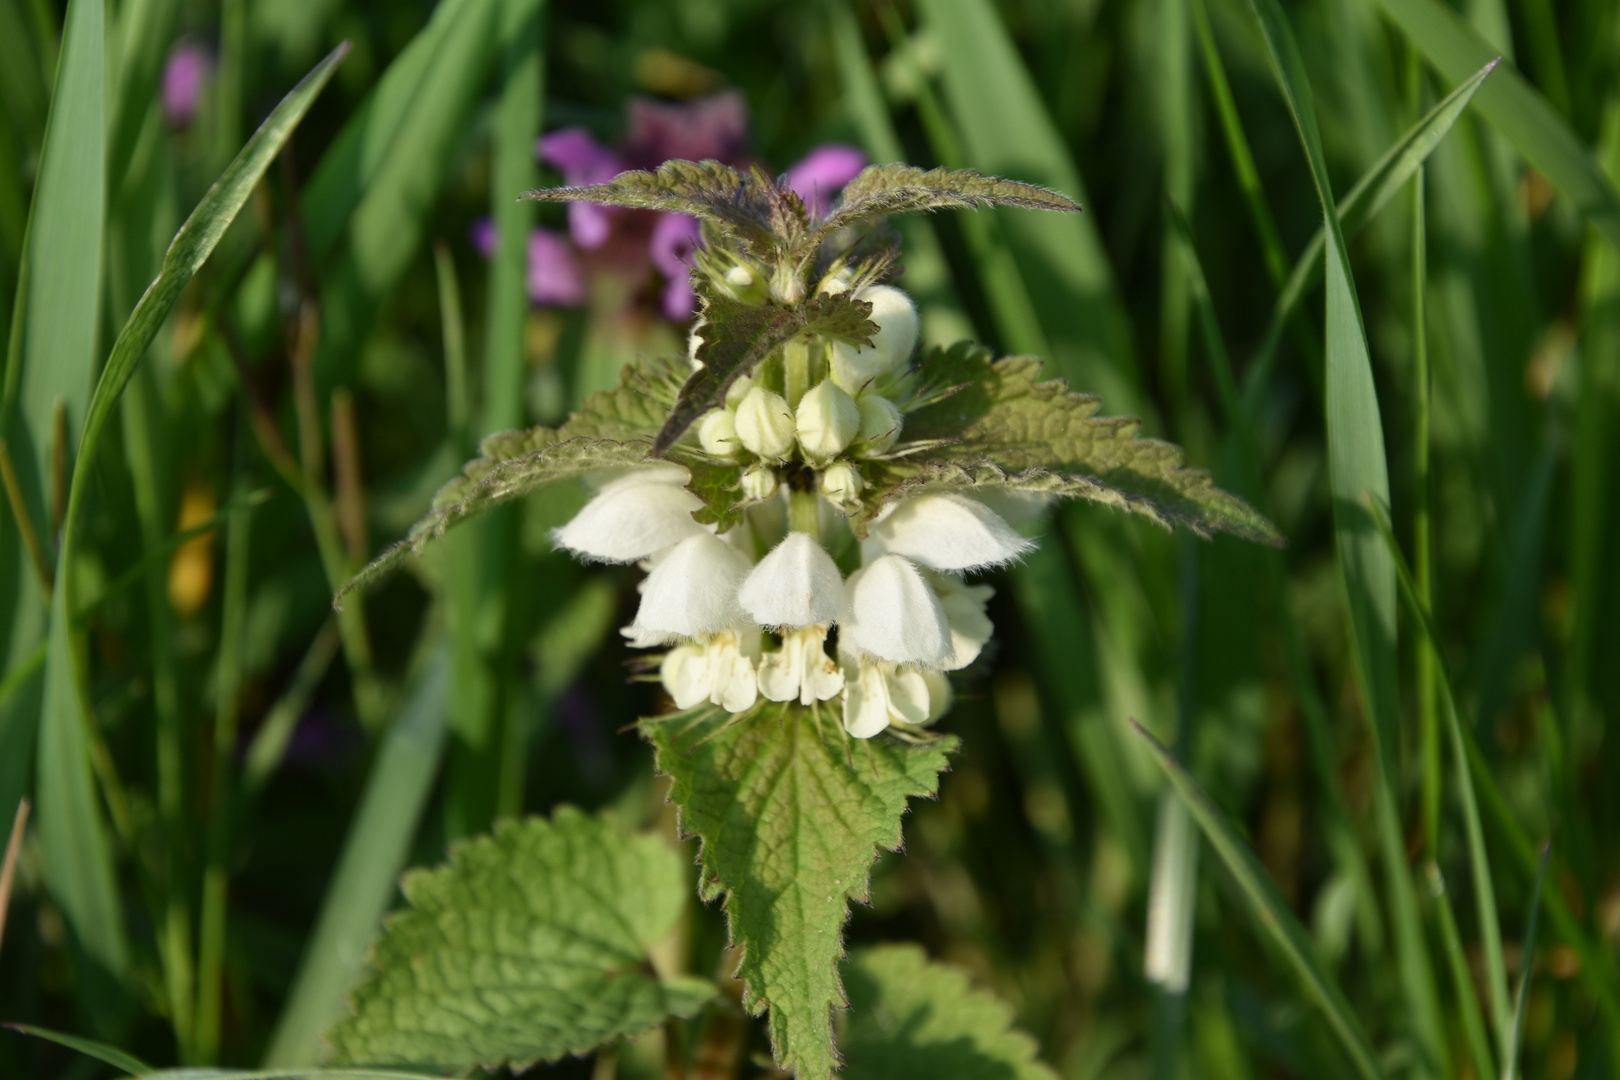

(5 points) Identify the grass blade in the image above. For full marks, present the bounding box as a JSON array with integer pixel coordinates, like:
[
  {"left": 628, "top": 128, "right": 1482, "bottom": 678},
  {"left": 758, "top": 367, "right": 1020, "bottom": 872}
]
[
  {"left": 1502, "top": 844, "right": 1550, "bottom": 1080},
  {"left": 1374, "top": 0, "right": 1620, "bottom": 252},
  {"left": 1424, "top": 864, "right": 1497, "bottom": 1080},
  {"left": 262, "top": 645, "right": 450, "bottom": 1068},
  {"left": 1245, "top": 0, "right": 1448, "bottom": 1071},
  {"left": 1130, "top": 720, "right": 1383, "bottom": 1080},
  {"left": 0, "top": 797, "right": 27, "bottom": 957},
  {"left": 3, "top": 1022, "right": 151, "bottom": 1075}
]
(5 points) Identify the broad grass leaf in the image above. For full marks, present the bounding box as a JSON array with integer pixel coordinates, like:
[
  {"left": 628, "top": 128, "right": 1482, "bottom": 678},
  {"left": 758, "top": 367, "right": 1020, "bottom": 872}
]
[
  {"left": 646, "top": 705, "right": 954, "bottom": 1080},
  {"left": 839, "top": 945, "right": 1058, "bottom": 1080},
  {"left": 327, "top": 807, "right": 714, "bottom": 1072}
]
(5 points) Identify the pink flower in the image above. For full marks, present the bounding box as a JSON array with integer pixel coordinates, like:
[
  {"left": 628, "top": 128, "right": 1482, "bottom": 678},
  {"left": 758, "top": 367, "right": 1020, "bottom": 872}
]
[
  {"left": 538, "top": 129, "right": 623, "bottom": 249},
  {"left": 527, "top": 228, "right": 584, "bottom": 306},
  {"left": 650, "top": 213, "right": 702, "bottom": 319},
  {"left": 162, "top": 44, "right": 211, "bottom": 127},
  {"left": 621, "top": 90, "right": 749, "bottom": 167},
  {"left": 785, "top": 144, "right": 867, "bottom": 217}
]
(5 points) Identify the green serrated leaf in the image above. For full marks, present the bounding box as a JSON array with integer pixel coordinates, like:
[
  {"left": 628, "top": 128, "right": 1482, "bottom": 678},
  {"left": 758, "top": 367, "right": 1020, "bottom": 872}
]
[
  {"left": 839, "top": 945, "right": 1058, "bottom": 1080},
  {"left": 817, "top": 164, "right": 1081, "bottom": 237},
  {"left": 655, "top": 290, "right": 876, "bottom": 453},
  {"left": 523, "top": 159, "right": 782, "bottom": 252},
  {"left": 327, "top": 807, "right": 714, "bottom": 1072},
  {"left": 645, "top": 705, "right": 954, "bottom": 1080},
  {"left": 889, "top": 342, "right": 1280, "bottom": 543}
]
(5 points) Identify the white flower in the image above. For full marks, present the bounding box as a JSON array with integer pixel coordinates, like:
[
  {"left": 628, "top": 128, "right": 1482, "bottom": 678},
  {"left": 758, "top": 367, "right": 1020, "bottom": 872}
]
[
  {"left": 830, "top": 285, "right": 919, "bottom": 392},
  {"left": 870, "top": 492, "right": 1033, "bottom": 572},
  {"left": 725, "top": 264, "right": 754, "bottom": 288},
  {"left": 819, "top": 461, "right": 863, "bottom": 504},
  {"left": 624, "top": 533, "right": 752, "bottom": 642},
  {"left": 840, "top": 554, "right": 951, "bottom": 667},
  {"left": 699, "top": 409, "right": 739, "bottom": 456},
  {"left": 726, "top": 374, "right": 755, "bottom": 407},
  {"left": 795, "top": 379, "right": 860, "bottom": 459},
  {"left": 734, "top": 386, "right": 796, "bottom": 459},
  {"left": 855, "top": 394, "right": 902, "bottom": 455},
  {"left": 737, "top": 531, "right": 845, "bottom": 628},
  {"left": 552, "top": 466, "right": 705, "bottom": 563},
  {"left": 921, "top": 668, "right": 953, "bottom": 722},
  {"left": 934, "top": 575, "right": 995, "bottom": 671},
  {"left": 842, "top": 656, "right": 931, "bottom": 738},
  {"left": 662, "top": 631, "right": 758, "bottom": 712},
  {"left": 741, "top": 464, "right": 779, "bottom": 501},
  {"left": 758, "top": 625, "right": 844, "bottom": 705}
]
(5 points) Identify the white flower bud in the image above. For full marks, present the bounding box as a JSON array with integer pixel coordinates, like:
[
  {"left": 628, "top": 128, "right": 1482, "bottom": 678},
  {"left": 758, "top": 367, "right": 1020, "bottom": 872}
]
[
  {"left": 841, "top": 554, "right": 951, "bottom": 667},
  {"left": 758, "top": 625, "right": 844, "bottom": 705},
  {"left": 661, "top": 631, "right": 758, "bottom": 713},
  {"left": 699, "top": 409, "right": 740, "bottom": 457},
  {"left": 870, "top": 493, "right": 1034, "bottom": 572},
  {"left": 842, "top": 657, "right": 931, "bottom": 738},
  {"left": 795, "top": 379, "right": 860, "bottom": 459},
  {"left": 818, "top": 270, "right": 852, "bottom": 295},
  {"left": 855, "top": 394, "right": 903, "bottom": 455},
  {"left": 734, "top": 387, "right": 796, "bottom": 459},
  {"left": 740, "top": 464, "right": 779, "bottom": 502},
  {"left": 819, "top": 462, "right": 863, "bottom": 504},
  {"left": 726, "top": 374, "right": 755, "bottom": 408},
  {"left": 830, "top": 285, "right": 919, "bottom": 392},
  {"left": 626, "top": 533, "right": 752, "bottom": 642},
  {"left": 552, "top": 467, "right": 704, "bottom": 563},
  {"left": 725, "top": 264, "right": 754, "bottom": 288},
  {"left": 737, "top": 531, "right": 845, "bottom": 629},
  {"left": 936, "top": 576, "right": 995, "bottom": 671}
]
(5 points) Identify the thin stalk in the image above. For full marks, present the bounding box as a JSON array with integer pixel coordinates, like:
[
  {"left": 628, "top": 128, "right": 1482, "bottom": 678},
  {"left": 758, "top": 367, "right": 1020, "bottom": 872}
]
[
  {"left": 1503, "top": 844, "right": 1552, "bottom": 1080},
  {"left": 1425, "top": 862, "right": 1497, "bottom": 1080},
  {"left": 195, "top": 432, "right": 254, "bottom": 1063},
  {"left": 0, "top": 798, "right": 29, "bottom": 958},
  {"left": 433, "top": 242, "right": 468, "bottom": 444},
  {"left": 0, "top": 437, "right": 53, "bottom": 594}
]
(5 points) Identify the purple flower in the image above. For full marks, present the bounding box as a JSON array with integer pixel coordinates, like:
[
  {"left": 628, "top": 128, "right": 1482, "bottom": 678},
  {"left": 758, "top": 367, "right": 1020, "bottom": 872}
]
[
  {"left": 527, "top": 228, "right": 585, "bottom": 306},
  {"left": 785, "top": 145, "right": 867, "bottom": 217},
  {"left": 650, "top": 213, "right": 702, "bottom": 319},
  {"left": 469, "top": 218, "right": 498, "bottom": 259},
  {"left": 539, "top": 129, "right": 623, "bottom": 249},
  {"left": 162, "top": 44, "right": 211, "bottom": 127},
  {"left": 622, "top": 90, "right": 748, "bottom": 168}
]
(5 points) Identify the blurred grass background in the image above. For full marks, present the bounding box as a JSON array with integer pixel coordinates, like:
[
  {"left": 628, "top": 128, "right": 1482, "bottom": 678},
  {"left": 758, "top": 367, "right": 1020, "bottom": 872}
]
[{"left": 0, "top": 0, "right": 1618, "bottom": 1076}]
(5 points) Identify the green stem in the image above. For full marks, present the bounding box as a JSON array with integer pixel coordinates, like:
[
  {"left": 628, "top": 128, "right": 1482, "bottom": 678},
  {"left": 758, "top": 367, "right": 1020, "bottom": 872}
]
[
  {"left": 789, "top": 489, "right": 820, "bottom": 540},
  {"left": 783, "top": 338, "right": 812, "bottom": 408}
]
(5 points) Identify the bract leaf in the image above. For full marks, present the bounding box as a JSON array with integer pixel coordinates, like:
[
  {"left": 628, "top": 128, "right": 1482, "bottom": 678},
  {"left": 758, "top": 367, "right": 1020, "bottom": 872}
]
[
  {"left": 839, "top": 945, "right": 1059, "bottom": 1080},
  {"left": 817, "top": 164, "right": 1081, "bottom": 236},
  {"left": 655, "top": 289, "right": 876, "bottom": 453},
  {"left": 645, "top": 705, "right": 954, "bottom": 1080},
  {"left": 336, "top": 356, "right": 745, "bottom": 602},
  {"left": 326, "top": 807, "right": 715, "bottom": 1072},
  {"left": 522, "top": 158, "right": 781, "bottom": 252},
  {"left": 890, "top": 342, "right": 1280, "bottom": 543}
]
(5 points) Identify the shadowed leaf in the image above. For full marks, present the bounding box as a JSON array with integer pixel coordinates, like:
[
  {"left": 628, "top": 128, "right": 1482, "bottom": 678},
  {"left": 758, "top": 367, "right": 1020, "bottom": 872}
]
[{"left": 818, "top": 164, "right": 1081, "bottom": 236}]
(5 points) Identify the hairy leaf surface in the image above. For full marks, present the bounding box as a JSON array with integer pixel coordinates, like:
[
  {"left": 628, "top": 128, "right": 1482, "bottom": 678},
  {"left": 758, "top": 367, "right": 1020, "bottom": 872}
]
[
  {"left": 327, "top": 808, "right": 714, "bottom": 1072},
  {"left": 645, "top": 706, "right": 954, "bottom": 1080},
  {"left": 890, "top": 343, "right": 1280, "bottom": 542},
  {"left": 523, "top": 159, "right": 782, "bottom": 251},
  {"left": 840, "top": 945, "right": 1059, "bottom": 1080},
  {"left": 818, "top": 164, "right": 1081, "bottom": 236},
  {"left": 656, "top": 289, "right": 876, "bottom": 452}
]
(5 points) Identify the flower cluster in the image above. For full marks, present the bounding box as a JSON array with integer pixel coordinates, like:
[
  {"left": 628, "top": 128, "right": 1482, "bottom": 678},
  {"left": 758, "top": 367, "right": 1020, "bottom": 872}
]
[{"left": 550, "top": 279, "right": 1032, "bottom": 739}]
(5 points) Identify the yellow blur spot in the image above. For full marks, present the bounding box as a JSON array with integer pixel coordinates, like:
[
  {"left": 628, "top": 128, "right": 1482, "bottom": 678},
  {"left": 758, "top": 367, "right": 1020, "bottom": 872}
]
[{"left": 168, "top": 481, "right": 217, "bottom": 616}]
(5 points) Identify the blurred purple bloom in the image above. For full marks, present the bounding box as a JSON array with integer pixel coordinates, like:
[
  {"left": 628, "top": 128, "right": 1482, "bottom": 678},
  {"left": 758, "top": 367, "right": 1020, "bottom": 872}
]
[
  {"left": 786, "top": 144, "right": 867, "bottom": 217},
  {"left": 527, "top": 228, "right": 585, "bottom": 306},
  {"left": 650, "top": 213, "right": 702, "bottom": 319},
  {"left": 622, "top": 90, "right": 748, "bottom": 167},
  {"left": 539, "top": 129, "right": 622, "bottom": 249},
  {"left": 469, "top": 218, "right": 497, "bottom": 259},
  {"left": 162, "top": 44, "right": 211, "bottom": 127}
]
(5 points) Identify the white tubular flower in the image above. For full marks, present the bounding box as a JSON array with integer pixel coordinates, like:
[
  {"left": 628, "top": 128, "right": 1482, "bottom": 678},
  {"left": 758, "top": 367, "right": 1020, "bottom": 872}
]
[
  {"left": 737, "top": 531, "right": 845, "bottom": 628},
  {"left": 870, "top": 492, "right": 1034, "bottom": 572},
  {"left": 661, "top": 631, "right": 758, "bottom": 713},
  {"left": 935, "top": 576, "right": 995, "bottom": 671},
  {"left": 843, "top": 657, "right": 931, "bottom": 738},
  {"left": 819, "top": 461, "right": 863, "bottom": 505},
  {"left": 841, "top": 554, "right": 952, "bottom": 667},
  {"left": 922, "top": 668, "right": 953, "bottom": 722},
  {"left": 855, "top": 394, "right": 902, "bottom": 456},
  {"left": 758, "top": 625, "right": 844, "bottom": 705},
  {"left": 795, "top": 379, "right": 860, "bottom": 459},
  {"left": 830, "top": 285, "right": 919, "bottom": 392},
  {"left": 740, "top": 464, "right": 779, "bottom": 501},
  {"left": 734, "top": 386, "right": 796, "bottom": 459},
  {"left": 699, "top": 409, "right": 739, "bottom": 457},
  {"left": 625, "top": 533, "right": 752, "bottom": 642},
  {"left": 552, "top": 467, "right": 705, "bottom": 563}
]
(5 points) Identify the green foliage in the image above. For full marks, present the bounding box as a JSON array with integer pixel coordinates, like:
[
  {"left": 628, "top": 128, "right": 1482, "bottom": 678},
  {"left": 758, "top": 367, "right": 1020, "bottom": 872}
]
[
  {"left": 881, "top": 343, "right": 1280, "bottom": 542},
  {"left": 659, "top": 288, "right": 876, "bottom": 451},
  {"left": 839, "top": 945, "right": 1058, "bottom": 1080},
  {"left": 327, "top": 807, "right": 714, "bottom": 1072},
  {"left": 816, "top": 163, "right": 1081, "bottom": 233},
  {"left": 646, "top": 705, "right": 954, "bottom": 1080}
]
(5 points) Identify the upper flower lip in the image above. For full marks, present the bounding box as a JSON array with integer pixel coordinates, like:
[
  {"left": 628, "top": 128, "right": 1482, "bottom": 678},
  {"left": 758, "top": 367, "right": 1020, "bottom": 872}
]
[
  {"left": 550, "top": 466, "right": 703, "bottom": 563},
  {"left": 738, "top": 531, "right": 846, "bottom": 629},
  {"left": 840, "top": 554, "right": 952, "bottom": 668},
  {"left": 869, "top": 492, "right": 1034, "bottom": 572}
]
